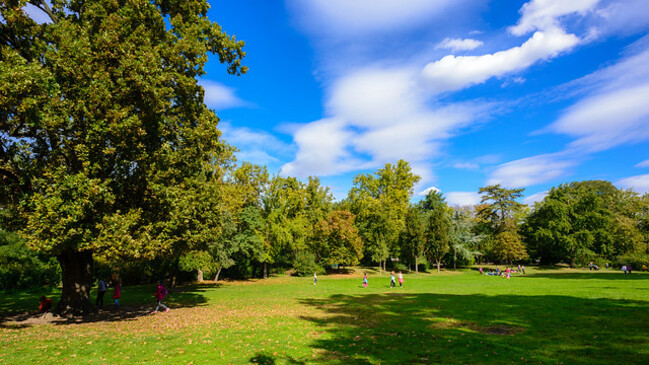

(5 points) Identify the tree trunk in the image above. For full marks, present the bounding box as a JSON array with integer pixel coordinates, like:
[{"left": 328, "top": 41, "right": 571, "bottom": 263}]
[
  {"left": 56, "top": 248, "right": 96, "bottom": 316},
  {"left": 263, "top": 262, "right": 268, "bottom": 279},
  {"left": 415, "top": 257, "right": 419, "bottom": 274},
  {"left": 197, "top": 269, "right": 204, "bottom": 282},
  {"left": 453, "top": 247, "right": 457, "bottom": 271},
  {"left": 436, "top": 260, "right": 441, "bottom": 274},
  {"left": 171, "top": 257, "right": 180, "bottom": 288},
  {"left": 570, "top": 247, "right": 575, "bottom": 268},
  {"left": 213, "top": 267, "right": 222, "bottom": 283}
]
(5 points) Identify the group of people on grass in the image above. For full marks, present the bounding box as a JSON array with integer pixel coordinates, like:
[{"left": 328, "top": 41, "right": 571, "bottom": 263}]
[
  {"left": 94, "top": 275, "right": 122, "bottom": 309},
  {"left": 479, "top": 265, "right": 525, "bottom": 279},
  {"left": 313, "top": 270, "right": 405, "bottom": 288},
  {"left": 39, "top": 277, "right": 170, "bottom": 315},
  {"left": 591, "top": 262, "right": 647, "bottom": 274}
]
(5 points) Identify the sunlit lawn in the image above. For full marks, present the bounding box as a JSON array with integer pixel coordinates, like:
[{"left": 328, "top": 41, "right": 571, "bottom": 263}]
[{"left": 1, "top": 267, "right": 648, "bottom": 364}]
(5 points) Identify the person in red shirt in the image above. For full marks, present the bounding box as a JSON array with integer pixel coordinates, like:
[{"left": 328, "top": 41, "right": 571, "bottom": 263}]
[{"left": 39, "top": 296, "right": 52, "bottom": 312}]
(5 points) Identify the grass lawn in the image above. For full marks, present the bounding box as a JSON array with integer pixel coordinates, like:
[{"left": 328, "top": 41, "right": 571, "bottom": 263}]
[{"left": 1, "top": 267, "right": 648, "bottom": 364}]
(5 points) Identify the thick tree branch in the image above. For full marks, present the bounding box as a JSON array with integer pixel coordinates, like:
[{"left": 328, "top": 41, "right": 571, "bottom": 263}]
[{"left": 29, "top": 0, "right": 58, "bottom": 23}]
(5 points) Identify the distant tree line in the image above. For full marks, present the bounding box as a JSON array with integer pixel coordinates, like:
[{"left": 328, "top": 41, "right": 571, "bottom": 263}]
[{"left": 3, "top": 157, "right": 648, "bottom": 292}]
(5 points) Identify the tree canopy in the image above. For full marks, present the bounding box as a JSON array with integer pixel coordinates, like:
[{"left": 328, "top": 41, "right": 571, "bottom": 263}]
[{"left": 0, "top": 0, "right": 246, "bottom": 314}]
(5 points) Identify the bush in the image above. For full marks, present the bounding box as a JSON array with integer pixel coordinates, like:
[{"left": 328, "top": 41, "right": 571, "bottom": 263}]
[
  {"left": 292, "top": 251, "right": 322, "bottom": 277},
  {"left": 0, "top": 230, "right": 61, "bottom": 290},
  {"left": 391, "top": 262, "right": 409, "bottom": 272},
  {"left": 613, "top": 252, "right": 649, "bottom": 270}
]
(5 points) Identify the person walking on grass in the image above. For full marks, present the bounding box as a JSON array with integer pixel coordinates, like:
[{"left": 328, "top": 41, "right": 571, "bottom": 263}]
[
  {"left": 112, "top": 277, "right": 121, "bottom": 309},
  {"left": 96, "top": 278, "right": 107, "bottom": 307},
  {"left": 390, "top": 271, "right": 396, "bottom": 288},
  {"left": 153, "top": 280, "right": 170, "bottom": 313},
  {"left": 362, "top": 273, "right": 368, "bottom": 288},
  {"left": 398, "top": 271, "right": 404, "bottom": 287},
  {"left": 313, "top": 272, "right": 318, "bottom": 285}
]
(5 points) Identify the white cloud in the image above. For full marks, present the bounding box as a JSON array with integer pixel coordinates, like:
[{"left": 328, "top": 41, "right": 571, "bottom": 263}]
[
  {"left": 418, "top": 186, "right": 441, "bottom": 196},
  {"left": 200, "top": 81, "right": 247, "bottom": 110},
  {"left": 436, "top": 38, "right": 484, "bottom": 52},
  {"left": 636, "top": 159, "right": 649, "bottom": 168},
  {"left": 509, "top": 0, "right": 600, "bottom": 36},
  {"left": 523, "top": 191, "right": 548, "bottom": 205},
  {"left": 286, "top": 0, "right": 460, "bottom": 36},
  {"left": 548, "top": 48, "right": 649, "bottom": 152},
  {"left": 592, "top": 0, "right": 649, "bottom": 37},
  {"left": 446, "top": 192, "right": 482, "bottom": 207},
  {"left": 422, "top": 27, "right": 579, "bottom": 94},
  {"left": 280, "top": 118, "right": 361, "bottom": 177},
  {"left": 281, "top": 67, "right": 488, "bottom": 178},
  {"left": 453, "top": 162, "right": 480, "bottom": 170},
  {"left": 616, "top": 174, "right": 649, "bottom": 193},
  {"left": 219, "top": 122, "right": 293, "bottom": 166},
  {"left": 552, "top": 83, "right": 649, "bottom": 152},
  {"left": 488, "top": 153, "right": 576, "bottom": 188}
]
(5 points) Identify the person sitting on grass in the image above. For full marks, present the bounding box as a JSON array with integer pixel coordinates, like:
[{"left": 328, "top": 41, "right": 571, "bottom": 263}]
[{"left": 39, "top": 296, "right": 52, "bottom": 313}]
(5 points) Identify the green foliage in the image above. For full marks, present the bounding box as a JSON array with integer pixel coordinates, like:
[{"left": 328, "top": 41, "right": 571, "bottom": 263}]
[
  {"left": 348, "top": 160, "right": 420, "bottom": 268},
  {"left": 292, "top": 250, "right": 321, "bottom": 277},
  {"left": 422, "top": 191, "right": 451, "bottom": 272},
  {"left": 476, "top": 184, "right": 527, "bottom": 263},
  {"left": 400, "top": 205, "right": 426, "bottom": 271},
  {"left": 612, "top": 252, "right": 649, "bottom": 269},
  {"left": 0, "top": 0, "right": 246, "bottom": 313},
  {"left": 263, "top": 175, "right": 332, "bottom": 270},
  {"left": 491, "top": 231, "right": 528, "bottom": 264},
  {"left": 524, "top": 181, "right": 645, "bottom": 267},
  {"left": 449, "top": 207, "right": 482, "bottom": 269},
  {"left": 313, "top": 210, "right": 363, "bottom": 266},
  {"left": 0, "top": 230, "right": 60, "bottom": 290}
]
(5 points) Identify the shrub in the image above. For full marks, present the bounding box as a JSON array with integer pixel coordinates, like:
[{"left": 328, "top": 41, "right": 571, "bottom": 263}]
[
  {"left": 292, "top": 251, "right": 322, "bottom": 277},
  {"left": 613, "top": 252, "right": 649, "bottom": 270},
  {"left": 0, "top": 230, "right": 61, "bottom": 290}
]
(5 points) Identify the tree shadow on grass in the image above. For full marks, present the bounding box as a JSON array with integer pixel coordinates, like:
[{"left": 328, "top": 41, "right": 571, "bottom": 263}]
[
  {"left": 297, "top": 292, "right": 649, "bottom": 364},
  {"left": 0, "top": 283, "right": 216, "bottom": 327},
  {"left": 249, "top": 352, "right": 306, "bottom": 365}
]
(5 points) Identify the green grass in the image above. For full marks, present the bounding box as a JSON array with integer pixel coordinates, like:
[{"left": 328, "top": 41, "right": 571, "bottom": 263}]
[{"left": 1, "top": 267, "right": 648, "bottom": 364}]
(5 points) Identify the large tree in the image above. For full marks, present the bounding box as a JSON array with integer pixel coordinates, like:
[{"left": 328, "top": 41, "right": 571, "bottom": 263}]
[
  {"left": 347, "top": 160, "right": 420, "bottom": 272},
  {"left": 313, "top": 210, "right": 363, "bottom": 267},
  {"left": 400, "top": 205, "right": 426, "bottom": 273},
  {"left": 421, "top": 191, "right": 451, "bottom": 273},
  {"left": 0, "top": 0, "right": 246, "bottom": 314},
  {"left": 524, "top": 180, "right": 644, "bottom": 267},
  {"left": 476, "top": 184, "right": 527, "bottom": 263}
]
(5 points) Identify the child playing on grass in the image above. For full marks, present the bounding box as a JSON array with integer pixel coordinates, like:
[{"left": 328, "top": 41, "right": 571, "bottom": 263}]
[
  {"left": 390, "top": 271, "right": 396, "bottom": 288},
  {"left": 362, "top": 273, "right": 368, "bottom": 288},
  {"left": 398, "top": 271, "right": 404, "bottom": 287},
  {"left": 153, "top": 280, "right": 170, "bottom": 313},
  {"left": 313, "top": 272, "right": 317, "bottom": 285}
]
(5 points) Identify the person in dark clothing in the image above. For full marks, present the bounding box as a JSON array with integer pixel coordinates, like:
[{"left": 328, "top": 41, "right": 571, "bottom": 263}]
[{"left": 96, "top": 278, "right": 107, "bottom": 307}]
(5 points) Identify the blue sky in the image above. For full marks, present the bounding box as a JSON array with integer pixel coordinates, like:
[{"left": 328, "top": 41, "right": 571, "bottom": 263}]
[{"left": 27, "top": 0, "right": 649, "bottom": 205}]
